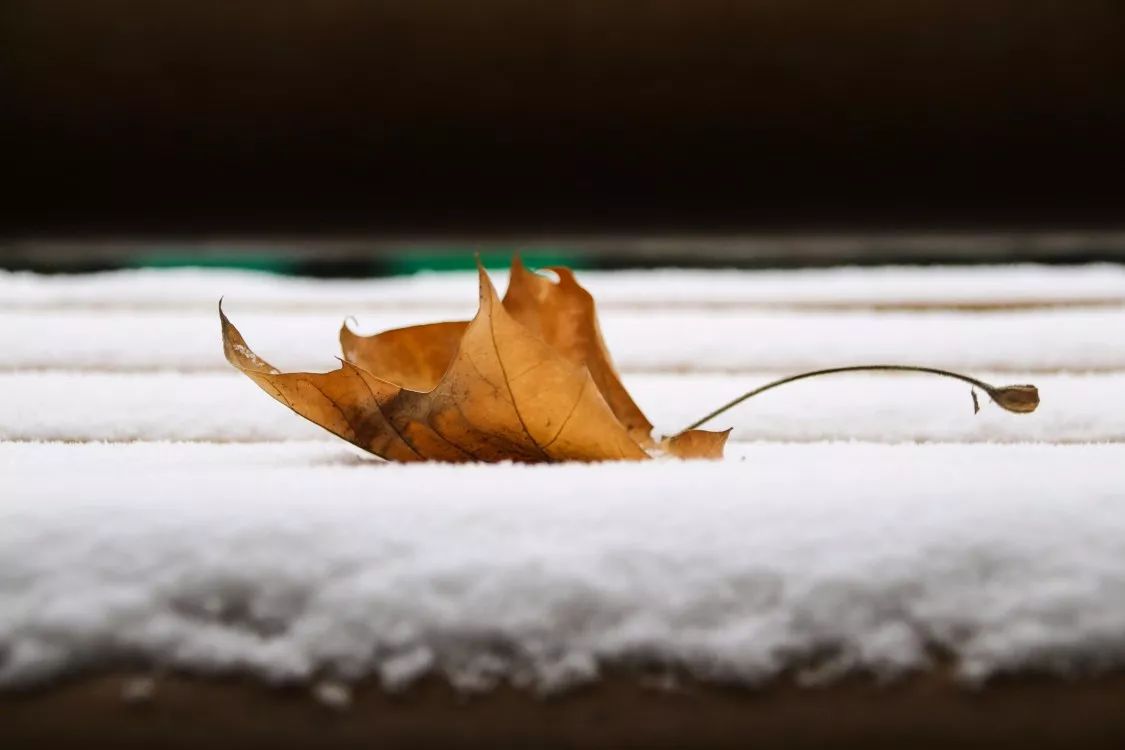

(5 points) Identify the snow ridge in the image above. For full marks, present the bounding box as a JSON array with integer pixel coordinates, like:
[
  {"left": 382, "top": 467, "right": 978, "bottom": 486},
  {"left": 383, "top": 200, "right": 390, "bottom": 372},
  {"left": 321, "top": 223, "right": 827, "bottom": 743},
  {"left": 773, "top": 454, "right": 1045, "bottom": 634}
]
[{"left": 2, "top": 442, "right": 1124, "bottom": 691}]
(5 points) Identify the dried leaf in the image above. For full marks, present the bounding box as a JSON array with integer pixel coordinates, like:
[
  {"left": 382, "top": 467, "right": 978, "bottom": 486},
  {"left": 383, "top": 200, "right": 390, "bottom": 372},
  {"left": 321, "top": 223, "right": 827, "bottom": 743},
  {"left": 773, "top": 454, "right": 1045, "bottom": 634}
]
[
  {"left": 224, "top": 259, "right": 1030, "bottom": 464},
  {"left": 222, "top": 266, "right": 652, "bottom": 463},
  {"left": 503, "top": 256, "right": 654, "bottom": 445},
  {"left": 340, "top": 256, "right": 654, "bottom": 444},
  {"left": 340, "top": 320, "right": 465, "bottom": 392},
  {"left": 221, "top": 304, "right": 423, "bottom": 462}
]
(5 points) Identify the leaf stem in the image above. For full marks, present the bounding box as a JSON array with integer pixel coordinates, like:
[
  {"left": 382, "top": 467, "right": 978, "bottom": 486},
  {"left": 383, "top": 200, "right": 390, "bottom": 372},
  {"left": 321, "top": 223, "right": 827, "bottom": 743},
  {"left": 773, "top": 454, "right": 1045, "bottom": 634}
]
[{"left": 678, "top": 365, "right": 1037, "bottom": 433}]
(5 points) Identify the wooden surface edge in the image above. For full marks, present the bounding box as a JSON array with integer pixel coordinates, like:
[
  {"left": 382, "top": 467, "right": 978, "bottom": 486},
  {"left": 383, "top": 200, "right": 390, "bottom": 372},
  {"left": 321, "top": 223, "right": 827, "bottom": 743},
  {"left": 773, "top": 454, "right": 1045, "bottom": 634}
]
[{"left": 5, "top": 669, "right": 1125, "bottom": 749}]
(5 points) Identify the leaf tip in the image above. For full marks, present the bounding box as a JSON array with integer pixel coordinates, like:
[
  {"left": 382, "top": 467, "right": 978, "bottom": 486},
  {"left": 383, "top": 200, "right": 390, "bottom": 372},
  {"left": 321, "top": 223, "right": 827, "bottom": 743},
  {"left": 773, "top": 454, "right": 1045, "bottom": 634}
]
[
  {"left": 475, "top": 260, "right": 500, "bottom": 308},
  {"left": 339, "top": 315, "right": 360, "bottom": 342},
  {"left": 218, "top": 297, "right": 234, "bottom": 335},
  {"left": 546, "top": 265, "right": 579, "bottom": 288}
]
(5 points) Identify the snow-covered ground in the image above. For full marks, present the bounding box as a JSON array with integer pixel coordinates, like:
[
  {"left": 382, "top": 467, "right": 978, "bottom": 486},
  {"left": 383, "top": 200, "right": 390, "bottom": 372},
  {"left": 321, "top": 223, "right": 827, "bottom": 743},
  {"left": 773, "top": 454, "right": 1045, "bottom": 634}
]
[
  {"left": 2, "top": 307, "right": 1122, "bottom": 373},
  {"left": 4, "top": 264, "right": 1125, "bottom": 310},
  {"left": 1, "top": 264, "right": 1123, "bottom": 692},
  {"left": 0, "top": 371, "right": 1120, "bottom": 444},
  {"left": 3, "top": 441, "right": 1124, "bottom": 691}
]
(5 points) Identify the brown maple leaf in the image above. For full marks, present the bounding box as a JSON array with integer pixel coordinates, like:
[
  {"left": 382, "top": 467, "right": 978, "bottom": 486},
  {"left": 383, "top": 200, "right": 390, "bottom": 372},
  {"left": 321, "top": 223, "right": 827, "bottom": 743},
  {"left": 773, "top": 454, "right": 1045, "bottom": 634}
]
[{"left": 220, "top": 260, "right": 727, "bottom": 463}]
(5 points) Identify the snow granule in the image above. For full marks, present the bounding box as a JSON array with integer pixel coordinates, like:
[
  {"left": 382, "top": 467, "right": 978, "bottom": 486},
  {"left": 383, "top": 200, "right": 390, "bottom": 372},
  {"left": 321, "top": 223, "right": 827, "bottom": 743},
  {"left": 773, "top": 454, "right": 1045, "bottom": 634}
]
[{"left": 2, "top": 440, "right": 1123, "bottom": 692}]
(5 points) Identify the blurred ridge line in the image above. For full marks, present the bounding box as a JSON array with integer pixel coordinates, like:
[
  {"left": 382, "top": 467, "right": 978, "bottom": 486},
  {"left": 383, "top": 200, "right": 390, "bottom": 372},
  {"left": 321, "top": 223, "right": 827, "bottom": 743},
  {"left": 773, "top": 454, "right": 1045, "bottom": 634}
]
[{"left": 5, "top": 232, "right": 1125, "bottom": 275}]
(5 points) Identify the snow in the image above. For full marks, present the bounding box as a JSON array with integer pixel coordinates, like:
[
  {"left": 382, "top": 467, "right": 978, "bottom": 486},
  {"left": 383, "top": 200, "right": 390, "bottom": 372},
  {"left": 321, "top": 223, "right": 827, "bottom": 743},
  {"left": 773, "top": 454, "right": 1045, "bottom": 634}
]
[
  {"left": 1, "top": 307, "right": 1121, "bottom": 373},
  {"left": 2, "top": 441, "right": 1124, "bottom": 691},
  {"left": 2, "top": 264, "right": 1123, "bottom": 693},
  {"left": 3, "top": 264, "right": 1125, "bottom": 311},
  {"left": 0, "top": 371, "right": 1119, "bottom": 444}
]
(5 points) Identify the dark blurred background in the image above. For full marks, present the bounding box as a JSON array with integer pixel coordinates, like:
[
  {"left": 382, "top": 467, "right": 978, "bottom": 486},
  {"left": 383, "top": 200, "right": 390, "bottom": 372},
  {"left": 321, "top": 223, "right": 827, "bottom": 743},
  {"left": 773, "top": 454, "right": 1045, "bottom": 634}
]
[{"left": 3, "top": 1, "right": 1124, "bottom": 271}]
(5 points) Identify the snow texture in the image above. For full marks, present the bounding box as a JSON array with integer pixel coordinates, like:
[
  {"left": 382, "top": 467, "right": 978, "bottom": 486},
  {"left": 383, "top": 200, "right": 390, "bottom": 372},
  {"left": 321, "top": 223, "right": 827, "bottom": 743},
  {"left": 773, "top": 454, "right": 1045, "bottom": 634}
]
[
  {"left": 2, "top": 264, "right": 1123, "bottom": 693},
  {"left": 1, "top": 307, "right": 1121, "bottom": 373},
  {"left": 2, "top": 441, "right": 1124, "bottom": 691},
  {"left": 0, "top": 371, "right": 1118, "bottom": 444},
  {"left": 3, "top": 264, "right": 1125, "bottom": 310}
]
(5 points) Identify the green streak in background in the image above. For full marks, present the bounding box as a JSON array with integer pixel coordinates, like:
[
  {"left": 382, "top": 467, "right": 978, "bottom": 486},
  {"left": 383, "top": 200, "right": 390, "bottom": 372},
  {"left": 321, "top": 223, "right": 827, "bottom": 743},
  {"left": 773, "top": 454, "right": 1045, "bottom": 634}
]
[
  {"left": 385, "top": 247, "right": 585, "bottom": 275},
  {"left": 126, "top": 247, "right": 586, "bottom": 276}
]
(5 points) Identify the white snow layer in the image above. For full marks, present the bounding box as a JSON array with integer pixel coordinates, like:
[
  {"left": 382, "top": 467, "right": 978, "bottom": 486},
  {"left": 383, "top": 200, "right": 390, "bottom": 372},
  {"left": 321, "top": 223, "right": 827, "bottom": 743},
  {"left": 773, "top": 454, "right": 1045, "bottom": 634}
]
[
  {"left": 3, "top": 265, "right": 1124, "bottom": 692},
  {"left": 0, "top": 371, "right": 1118, "bottom": 444},
  {"left": 1, "top": 306, "right": 1121, "bottom": 373},
  {"left": 2, "top": 441, "right": 1124, "bottom": 691},
  {"left": 3, "top": 264, "right": 1125, "bottom": 310}
]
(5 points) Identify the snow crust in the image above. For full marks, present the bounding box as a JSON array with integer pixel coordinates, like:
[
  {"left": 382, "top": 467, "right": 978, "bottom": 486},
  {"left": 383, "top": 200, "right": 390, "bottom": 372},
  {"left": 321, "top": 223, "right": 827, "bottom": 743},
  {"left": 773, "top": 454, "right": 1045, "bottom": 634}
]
[
  {"left": 0, "top": 370, "right": 1118, "bottom": 444},
  {"left": 3, "top": 265, "right": 1123, "bottom": 693},
  {"left": 2, "top": 441, "right": 1124, "bottom": 691},
  {"left": 3, "top": 264, "right": 1125, "bottom": 310},
  {"left": 1, "top": 306, "right": 1121, "bottom": 373}
]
